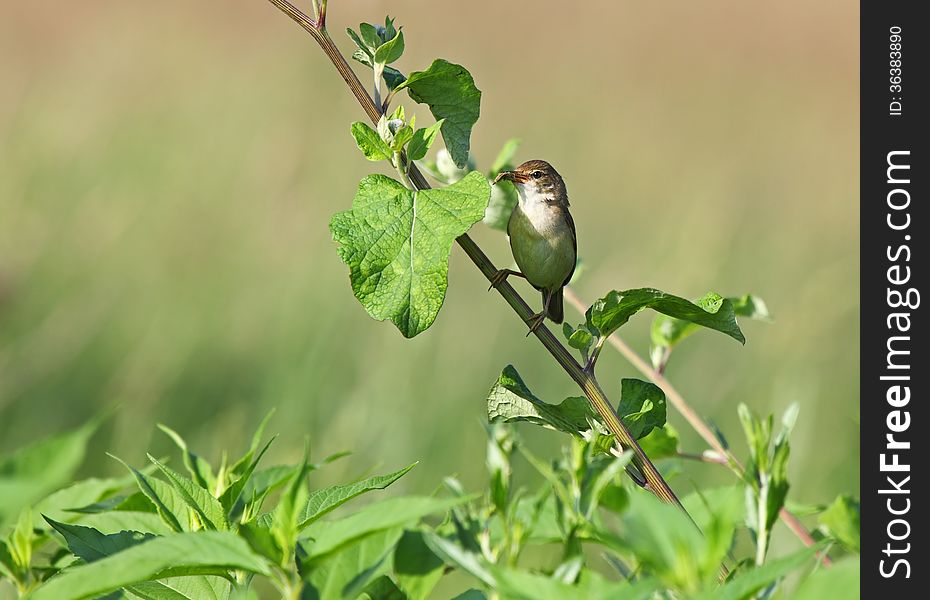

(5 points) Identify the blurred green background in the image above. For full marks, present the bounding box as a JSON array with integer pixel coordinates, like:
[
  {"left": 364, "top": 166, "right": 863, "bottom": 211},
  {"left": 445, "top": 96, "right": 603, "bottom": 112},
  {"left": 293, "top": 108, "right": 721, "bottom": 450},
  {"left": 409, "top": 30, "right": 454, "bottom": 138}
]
[{"left": 1, "top": 0, "right": 857, "bottom": 551}]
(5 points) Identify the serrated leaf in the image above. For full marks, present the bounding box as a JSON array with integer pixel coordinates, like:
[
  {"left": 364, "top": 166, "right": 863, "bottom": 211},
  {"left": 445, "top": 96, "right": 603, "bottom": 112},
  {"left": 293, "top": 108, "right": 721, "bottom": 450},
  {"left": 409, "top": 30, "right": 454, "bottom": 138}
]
[
  {"left": 28, "top": 531, "right": 270, "bottom": 600},
  {"left": 113, "top": 457, "right": 187, "bottom": 533},
  {"left": 588, "top": 288, "right": 745, "bottom": 344},
  {"left": 617, "top": 379, "right": 667, "bottom": 440},
  {"left": 298, "top": 463, "right": 416, "bottom": 529},
  {"left": 396, "top": 59, "right": 481, "bottom": 168},
  {"left": 374, "top": 30, "right": 404, "bottom": 65},
  {"left": 406, "top": 120, "right": 444, "bottom": 161},
  {"left": 123, "top": 576, "right": 231, "bottom": 600},
  {"left": 818, "top": 494, "right": 860, "bottom": 553},
  {"left": 330, "top": 171, "right": 490, "bottom": 337},
  {"left": 44, "top": 517, "right": 154, "bottom": 563},
  {"left": 147, "top": 455, "right": 227, "bottom": 531},
  {"left": 351, "top": 122, "right": 393, "bottom": 162},
  {"left": 487, "top": 365, "right": 598, "bottom": 435}
]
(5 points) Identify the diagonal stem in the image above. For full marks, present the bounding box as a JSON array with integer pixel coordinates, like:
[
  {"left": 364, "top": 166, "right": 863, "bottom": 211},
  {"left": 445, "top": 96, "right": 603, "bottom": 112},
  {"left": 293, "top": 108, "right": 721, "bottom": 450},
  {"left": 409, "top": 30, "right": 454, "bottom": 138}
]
[
  {"left": 562, "top": 287, "right": 830, "bottom": 563},
  {"left": 261, "top": 0, "right": 686, "bottom": 510}
]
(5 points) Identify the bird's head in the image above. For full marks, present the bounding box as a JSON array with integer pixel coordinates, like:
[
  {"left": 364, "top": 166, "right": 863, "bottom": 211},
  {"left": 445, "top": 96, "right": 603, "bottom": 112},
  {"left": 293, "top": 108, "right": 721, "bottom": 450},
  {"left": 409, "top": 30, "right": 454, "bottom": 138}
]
[{"left": 493, "top": 160, "right": 567, "bottom": 205}]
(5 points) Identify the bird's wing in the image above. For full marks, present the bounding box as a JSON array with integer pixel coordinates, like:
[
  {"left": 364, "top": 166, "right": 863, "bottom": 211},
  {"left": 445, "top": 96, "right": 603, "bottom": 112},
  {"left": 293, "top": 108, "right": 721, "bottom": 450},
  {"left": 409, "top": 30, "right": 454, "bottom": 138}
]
[{"left": 561, "top": 207, "right": 577, "bottom": 288}]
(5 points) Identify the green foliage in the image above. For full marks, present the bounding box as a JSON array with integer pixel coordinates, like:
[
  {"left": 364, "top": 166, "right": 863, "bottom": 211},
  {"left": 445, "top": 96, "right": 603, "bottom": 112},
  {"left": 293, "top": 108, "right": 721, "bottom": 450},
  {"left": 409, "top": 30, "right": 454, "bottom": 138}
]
[
  {"left": 739, "top": 402, "right": 798, "bottom": 564},
  {"left": 396, "top": 59, "right": 482, "bottom": 168},
  {"left": 330, "top": 171, "right": 490, "bottom": 337},
  {"left": 588, "top": 288, "right": 745, "bottom": 344},
  {"left": 0, "top": 415, "right": 857, "bottom": 599},
  {"left": 818, "top": 494, "right": 860, "bottom": 553}
]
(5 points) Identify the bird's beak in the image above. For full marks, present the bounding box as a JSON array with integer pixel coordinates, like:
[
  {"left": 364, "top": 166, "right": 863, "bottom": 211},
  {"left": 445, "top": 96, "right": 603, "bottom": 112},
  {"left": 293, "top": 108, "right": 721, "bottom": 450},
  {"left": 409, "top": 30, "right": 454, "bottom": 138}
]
[
  {"left": 494, "top": 170, "right": 528, "bottom": 185},
  {"left": 493, "top": 171, "right": 514, "bottom": 185}
]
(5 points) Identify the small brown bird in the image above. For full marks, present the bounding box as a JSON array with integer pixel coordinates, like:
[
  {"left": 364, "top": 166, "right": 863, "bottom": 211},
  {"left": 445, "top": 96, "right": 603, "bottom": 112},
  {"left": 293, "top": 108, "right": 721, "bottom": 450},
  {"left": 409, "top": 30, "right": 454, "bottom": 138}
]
[{"left": 492, "top": 160, "right": 577, "bottom": 333}]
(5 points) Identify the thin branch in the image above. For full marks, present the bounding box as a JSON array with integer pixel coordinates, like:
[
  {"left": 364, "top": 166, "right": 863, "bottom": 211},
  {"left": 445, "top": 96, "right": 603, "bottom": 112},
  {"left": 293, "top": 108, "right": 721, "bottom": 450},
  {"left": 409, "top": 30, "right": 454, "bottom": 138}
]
[
  {"left": 261, "top": 0, "right": 686, "bottom": 511},
  {"left": 562, "top": 287, "right": 829, "bottom": 563}
]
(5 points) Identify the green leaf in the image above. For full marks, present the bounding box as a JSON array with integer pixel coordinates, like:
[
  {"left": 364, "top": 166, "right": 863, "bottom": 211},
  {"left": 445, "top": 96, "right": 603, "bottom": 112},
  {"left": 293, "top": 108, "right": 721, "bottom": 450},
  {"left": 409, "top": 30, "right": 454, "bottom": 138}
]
[
  {"left": 358, "top": 23, "right": 381, "bottom": 51},
  {"left": 301, "top": 496, "right": 473, "bottom": 562},
  {"left": 818, "top": 494, "right": 860, "bottom": 553},
  {"left": 330, "top": 171, "right": 490, "bottom": 338},
  {"left": 121, "top": 576, "right": 231, "bottom": 600},
  {"left": 32, "top": 476, "right": 130, "bottom": 525},
  {"left": 396, "top": 59, "right": 481, "bottom": 168},
  {"left": 156, "top": 425, "right": 214, "bottom": 492},
  {"left": 44, "top": 517, "right": 154, "bottom": 563},
  {"left": 147, "top": 455, "right": 228, "bottom": 531},
  {"left": 113, "top": 457, "right": 187, "bottom": 533},
  {"left": 487, "top": 365, "right": 598, "bottom": 435},
  {"left": 587, "top": 288, "right": 745, "bottom": 344},
  {"left": 638, "top": 424, "right": 680, "bottom": 459},
  {"left": 791, "top": 556, "right": 859, "bottom": 600},
  {"left": 0, "top": 419, "right": 100, "bottom": 525},
  {"left": 303, "top": 527, "right": 404, "bottom": 600},
  {"left": 351, "top": 122, "right": 394, "bottom": 162},
  {"left": 693, "top": 545, "right": 821, "bottom": 600},
  {"left": 394, "top": 530, "right": 444, "bottom": 600},
  {"left": 651, "top": 293, "right": 769, "bottom": 352},
  {"left": 617, "top": 379, "right": 667, "bottom": 440},
  {"left": 374, "top": 30, "right": 405, "bottom": 65},
  {"left": 27, "top": 531, "right": 270, "bottom": 600},
  {"left": 218, "top": 437, "right": 274, "bottom": 520},
  {"left": 406, "top": 120, "right": 444, "bottom": 161},
  {"left": 298, "top": 463, "right": 417, "bottom": 528}
]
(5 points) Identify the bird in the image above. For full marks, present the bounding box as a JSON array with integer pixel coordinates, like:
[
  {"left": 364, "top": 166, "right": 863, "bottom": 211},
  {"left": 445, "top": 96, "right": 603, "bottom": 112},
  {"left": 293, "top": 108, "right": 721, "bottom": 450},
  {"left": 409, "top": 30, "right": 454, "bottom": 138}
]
[{"left": 491, "top": 160, "right": 577, "bottom": 333}]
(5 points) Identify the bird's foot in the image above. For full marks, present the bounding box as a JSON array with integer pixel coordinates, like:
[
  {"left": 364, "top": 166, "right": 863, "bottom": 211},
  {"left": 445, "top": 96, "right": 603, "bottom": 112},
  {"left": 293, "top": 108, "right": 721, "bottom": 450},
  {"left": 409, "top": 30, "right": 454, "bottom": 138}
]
[
  {"left": 488, "top": 269, "right": 519, "bottom": 291},
  {"left": 525, "top": 311, "right": 547, "bottom": 336}
]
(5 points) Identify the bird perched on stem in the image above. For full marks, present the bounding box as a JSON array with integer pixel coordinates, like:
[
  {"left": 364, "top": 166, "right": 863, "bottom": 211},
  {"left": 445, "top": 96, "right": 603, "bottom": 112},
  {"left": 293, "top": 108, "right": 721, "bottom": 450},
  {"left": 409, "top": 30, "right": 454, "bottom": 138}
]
[{"left": 491, "top": 160, "right": 577, "bottom": 333}]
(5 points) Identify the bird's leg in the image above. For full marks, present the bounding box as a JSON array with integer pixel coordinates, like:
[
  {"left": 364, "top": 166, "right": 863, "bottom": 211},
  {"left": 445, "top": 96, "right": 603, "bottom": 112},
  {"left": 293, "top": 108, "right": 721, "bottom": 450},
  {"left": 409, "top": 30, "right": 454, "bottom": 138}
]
[
  {"left": 526, "top": 289, "right": 552, "bottom": 336},
  {"left": 488, "top": 268, "right": 526, "bottom": 291}
]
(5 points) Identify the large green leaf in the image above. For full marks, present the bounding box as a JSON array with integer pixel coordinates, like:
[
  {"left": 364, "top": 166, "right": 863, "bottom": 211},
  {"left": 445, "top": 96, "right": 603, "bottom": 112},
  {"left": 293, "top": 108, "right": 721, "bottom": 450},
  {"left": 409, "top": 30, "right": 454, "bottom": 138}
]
[
  {"left": 298, "top": 463, "right": 416, "bottom": 529},
  {"left": 44, "top": 518, "right": 154, "bottom": 563},
  {"left": 587, "top": 288, "right": 745, "bottom": 344},
  {"left": 27, "top": 531, "right": 270, "bottom": 600},
  {"left": 330, "top": 171, "right": 490, "bottom": 337},
  {"left": 396, "top": 59, "right": 481, "bottom": 168}
]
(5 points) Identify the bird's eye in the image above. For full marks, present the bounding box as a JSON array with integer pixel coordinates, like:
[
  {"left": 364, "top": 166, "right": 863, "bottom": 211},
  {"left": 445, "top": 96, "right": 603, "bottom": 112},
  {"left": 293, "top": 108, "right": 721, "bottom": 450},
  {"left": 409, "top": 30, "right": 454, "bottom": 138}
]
[{"left": 532, "top": 170, "right": 543, "bottom": 179}]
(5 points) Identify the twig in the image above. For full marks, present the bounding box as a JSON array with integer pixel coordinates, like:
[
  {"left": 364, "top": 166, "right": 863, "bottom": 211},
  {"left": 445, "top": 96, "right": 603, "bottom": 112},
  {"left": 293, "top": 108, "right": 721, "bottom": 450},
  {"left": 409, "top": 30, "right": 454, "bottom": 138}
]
[
  {"left": 562, "top": 287, "right": 830, "bottom": 564},
  {"left": 260, "top": 0, "right": 686, "bottom": 511}
]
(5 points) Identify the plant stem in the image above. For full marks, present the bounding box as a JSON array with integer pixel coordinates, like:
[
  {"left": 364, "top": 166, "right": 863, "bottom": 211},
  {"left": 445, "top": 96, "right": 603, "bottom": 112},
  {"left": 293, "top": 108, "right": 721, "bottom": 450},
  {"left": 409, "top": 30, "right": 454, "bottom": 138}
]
[
  {"left": 260, "top": 0, "right": 685, "bottom": 510},
  {"left": 562, "top": 287, "right": 830, "bottom": 564}
]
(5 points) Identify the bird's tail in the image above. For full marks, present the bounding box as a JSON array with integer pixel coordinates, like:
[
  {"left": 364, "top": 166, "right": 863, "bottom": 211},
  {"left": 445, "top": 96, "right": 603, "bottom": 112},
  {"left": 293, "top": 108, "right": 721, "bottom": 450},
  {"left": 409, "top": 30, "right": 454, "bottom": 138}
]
[{"left": 546, "top": 288, "right": 564, "bottom": 323}]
